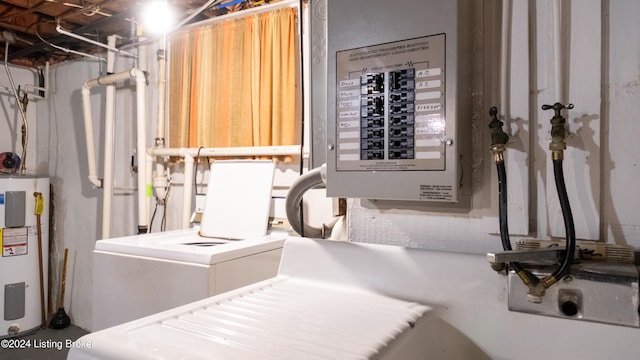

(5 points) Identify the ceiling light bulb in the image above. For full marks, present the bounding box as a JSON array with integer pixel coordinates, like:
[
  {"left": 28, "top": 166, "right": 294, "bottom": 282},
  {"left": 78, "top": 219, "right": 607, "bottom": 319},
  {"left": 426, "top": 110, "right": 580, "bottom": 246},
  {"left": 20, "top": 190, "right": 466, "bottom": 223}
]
[{"left": 142, "top": 0, "right": 175, "bottom": 34}]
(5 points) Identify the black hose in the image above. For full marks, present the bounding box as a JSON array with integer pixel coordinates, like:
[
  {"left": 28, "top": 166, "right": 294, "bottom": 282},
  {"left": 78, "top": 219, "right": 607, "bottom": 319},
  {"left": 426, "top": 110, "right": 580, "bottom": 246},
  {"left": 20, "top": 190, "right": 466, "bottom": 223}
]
[
  {"left": 550, "top": 158, "right": 576, "bottom": 279},
  {"left": 496, "top": 161, "right": 526, "bottom": 274}
]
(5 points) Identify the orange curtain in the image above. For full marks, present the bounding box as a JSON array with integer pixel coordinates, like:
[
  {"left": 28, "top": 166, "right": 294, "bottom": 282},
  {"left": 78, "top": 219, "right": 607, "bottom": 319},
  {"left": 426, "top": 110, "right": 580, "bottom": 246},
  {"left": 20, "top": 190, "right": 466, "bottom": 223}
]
[{"left": 168, "top": 7, "right": 299, "bottom": 153}]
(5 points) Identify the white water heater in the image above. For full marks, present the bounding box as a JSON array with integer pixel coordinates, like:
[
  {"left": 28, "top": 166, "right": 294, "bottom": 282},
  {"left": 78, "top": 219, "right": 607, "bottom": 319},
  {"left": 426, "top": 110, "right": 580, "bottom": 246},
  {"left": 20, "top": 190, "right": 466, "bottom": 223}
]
[{"left": 0, "top": 175, "right": 49, "bottom": 337}]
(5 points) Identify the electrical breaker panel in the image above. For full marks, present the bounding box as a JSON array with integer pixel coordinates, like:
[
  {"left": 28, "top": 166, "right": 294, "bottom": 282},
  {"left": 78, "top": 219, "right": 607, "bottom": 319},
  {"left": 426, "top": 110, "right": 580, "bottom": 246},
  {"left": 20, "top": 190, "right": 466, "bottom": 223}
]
[
  {"left": 326, "top": 0, "right": 471, "bottom": 203},
  {"left": 336, "top": 36, "right": 445, "bottom": 172}
]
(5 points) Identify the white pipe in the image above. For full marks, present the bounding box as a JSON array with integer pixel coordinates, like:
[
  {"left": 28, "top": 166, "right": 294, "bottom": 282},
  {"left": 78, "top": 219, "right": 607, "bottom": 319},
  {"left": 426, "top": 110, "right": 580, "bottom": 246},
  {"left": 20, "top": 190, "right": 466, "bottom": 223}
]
[
  {"left": 146, "top": 153, "right": 154, "bottom": 229},
  {"left": 182, "top": 154, "right": 195, "bottom": 229},
  {"left": 82, "top": 70, "right": 136, "bottom": 189},
  {"left": 147, "top": 145, "right": 303, "bottom": 158},
  {"left": 133, "top": 69, "right": 149, "bottom": 233},
  {"left": 81, "top": 86, "right": 102, "bottom": 188},
  {"left": 82, "top": 67, "right": 150, "bottom": 233},
  {"left": 552, "top": 0, "right": 562, "bottom": 102},
  {"left": 500, "top": 0, "right": 511, "bottom": 118},
  {"left": 154, "top": 40, "right": 168, "bottom": 202},
  {"left": 101, "top": 35, "right": 117, "bottom": 240},
  {"left": 56, "top": 25, "right": 138, "bottom": 58},
  {"left": 138, "top": 37, "right": 149, "bottom": 73},
  {"left": 178, "top": 0, "right": 298, "bottom": 32},
  {"left": 147, "top": 145, "right": 304, "bottom": 229},
  {"left": 36, "top": 29, "right": 105, "bottom": 62}
]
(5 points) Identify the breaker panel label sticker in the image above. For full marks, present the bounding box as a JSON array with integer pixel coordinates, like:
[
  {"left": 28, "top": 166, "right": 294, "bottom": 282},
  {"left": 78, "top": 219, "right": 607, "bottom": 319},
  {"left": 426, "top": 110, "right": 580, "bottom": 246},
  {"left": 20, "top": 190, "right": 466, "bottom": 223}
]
[
  {"left": 335, "top": 34, "right": 446, "bottom": 172},
  {"left": 419, "top": 184, "right": 453, "bottom": 201},
  {"left": 2, "top": 226, "right": 28, "bottom": 257}
]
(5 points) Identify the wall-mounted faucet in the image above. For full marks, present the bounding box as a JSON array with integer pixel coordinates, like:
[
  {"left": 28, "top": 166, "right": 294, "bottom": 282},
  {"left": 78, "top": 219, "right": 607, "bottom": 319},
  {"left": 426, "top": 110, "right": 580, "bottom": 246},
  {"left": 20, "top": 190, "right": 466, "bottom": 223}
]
[
  {"left": 542, "top": 102, "right": 574, "bottom": 160},
  {"left": 486, "top": 104, "right": 639, "bottom": 328}
]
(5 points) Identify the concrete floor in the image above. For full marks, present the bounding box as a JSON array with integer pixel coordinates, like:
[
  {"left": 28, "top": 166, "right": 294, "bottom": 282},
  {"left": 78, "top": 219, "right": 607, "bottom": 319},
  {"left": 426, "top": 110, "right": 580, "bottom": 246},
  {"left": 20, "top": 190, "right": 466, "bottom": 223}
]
[{"left": 0, "top": 324, "right": 88, "bottom": 360}]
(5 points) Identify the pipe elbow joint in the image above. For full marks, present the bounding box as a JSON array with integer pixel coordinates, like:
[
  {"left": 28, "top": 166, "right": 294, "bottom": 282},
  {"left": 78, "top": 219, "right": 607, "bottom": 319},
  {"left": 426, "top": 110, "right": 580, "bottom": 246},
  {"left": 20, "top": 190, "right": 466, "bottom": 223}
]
[{"left": 88, "top": 175, "right": 102, "bottom": 189}]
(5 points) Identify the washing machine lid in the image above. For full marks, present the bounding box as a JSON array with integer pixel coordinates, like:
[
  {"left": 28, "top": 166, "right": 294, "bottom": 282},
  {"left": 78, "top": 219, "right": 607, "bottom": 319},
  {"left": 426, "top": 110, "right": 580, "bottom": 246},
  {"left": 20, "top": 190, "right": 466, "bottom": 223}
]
[
  {"left": 94, "top": 228, "right": 287, "bottom": 265},
  {"left": 199, "top": 160, "right": 275, "bottom": 240}
]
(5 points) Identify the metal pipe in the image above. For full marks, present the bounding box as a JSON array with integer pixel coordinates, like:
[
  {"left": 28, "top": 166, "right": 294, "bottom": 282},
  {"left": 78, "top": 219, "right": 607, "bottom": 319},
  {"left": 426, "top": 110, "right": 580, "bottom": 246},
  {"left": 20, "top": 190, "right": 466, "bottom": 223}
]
[{"left": 4, "top": 41, "right": 29, "bottom": 174}]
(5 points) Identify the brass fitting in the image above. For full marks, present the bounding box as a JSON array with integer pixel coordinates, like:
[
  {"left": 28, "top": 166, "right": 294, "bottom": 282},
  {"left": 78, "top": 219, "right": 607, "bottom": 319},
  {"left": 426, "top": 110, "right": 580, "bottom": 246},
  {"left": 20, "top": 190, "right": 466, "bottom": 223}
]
[
  {"left": 541, "top": 275, "right": 559, "bottom": 289},
  {"left": 542, "top": 102, "right": 573, "bottom": 157},
  {"left": 488, "top": 106, "right": 509, "bottom": 162},
  {"left": 516, "top": 270, "right": 533, "bottom": 286}
]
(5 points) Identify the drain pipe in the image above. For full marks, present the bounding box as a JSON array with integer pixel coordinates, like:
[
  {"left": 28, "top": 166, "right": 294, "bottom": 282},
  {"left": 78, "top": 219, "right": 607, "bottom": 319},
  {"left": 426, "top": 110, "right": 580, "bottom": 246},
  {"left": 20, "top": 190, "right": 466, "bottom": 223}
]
[
  {"left": 133, "top": 69, "right": 149, "bottom": 234},
  {"left": 82, "top": 68, "right": 150, "bottom": 235},
  {"left": 101, "top": 35, "right": 117, "bottom": 239},
  {"left": 182, "top": 153, "right": 195, "bottom": 229},
  {"left": 153, "top": 40, "right": 169, "bottom": 203}
]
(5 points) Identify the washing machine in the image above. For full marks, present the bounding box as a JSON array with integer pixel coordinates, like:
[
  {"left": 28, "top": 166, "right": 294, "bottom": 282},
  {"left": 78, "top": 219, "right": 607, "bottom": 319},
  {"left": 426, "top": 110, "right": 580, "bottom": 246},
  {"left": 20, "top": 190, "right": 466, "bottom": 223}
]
[
  {"left": 91, "top": 228, "right": 287, "bottom": 331},
  {"left": 92, "top": 160, "right": 286, "bottom": 331},
  {"left": 0, "top": 175, "right": 49, "bottom": 337},
  {"left": 71, "top": 237, "right": 444, "bottom": 360}
]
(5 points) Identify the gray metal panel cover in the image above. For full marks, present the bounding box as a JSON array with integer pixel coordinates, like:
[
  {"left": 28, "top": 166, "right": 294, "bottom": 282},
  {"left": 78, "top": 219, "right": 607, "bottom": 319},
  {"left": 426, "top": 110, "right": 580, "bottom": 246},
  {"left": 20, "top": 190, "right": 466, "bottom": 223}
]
[{"left": 5, "top": 191, "right": 26, "bottom": 228}]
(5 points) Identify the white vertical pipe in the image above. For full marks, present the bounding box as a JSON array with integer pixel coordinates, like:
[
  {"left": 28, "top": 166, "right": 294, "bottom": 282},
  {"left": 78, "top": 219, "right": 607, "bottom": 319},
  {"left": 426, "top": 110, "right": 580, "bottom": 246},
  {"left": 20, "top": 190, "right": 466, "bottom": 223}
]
[
  {"left": 552, "top": 0, "right": 562, "bottom": 102},
  {"left": 81, "top": 86, "right": 102, "bottom": 188},
  {"left": 499, "top": 0, "right": 510, "bottom": 116},
  {"left": 138, "top": 37, "right": 148, "bottom": 73},
  {"left": 101, "top": 35, "right": 117, "bottom": 240},
  {"left": 133, "top": 69, "right": 149, "bottom": 233},
  {"left": 153, "top": 40, "right": 168, "bottom": 202},
  {"left": 182, "top": 154, "right": 195, "bottom": 229},
  {"left": 146, "top": 153, "right": 154, "bottom": 230}
]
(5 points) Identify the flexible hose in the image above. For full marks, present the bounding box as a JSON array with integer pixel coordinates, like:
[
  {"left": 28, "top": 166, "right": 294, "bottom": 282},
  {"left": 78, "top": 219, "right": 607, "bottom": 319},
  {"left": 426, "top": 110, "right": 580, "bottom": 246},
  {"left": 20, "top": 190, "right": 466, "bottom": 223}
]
[
  {"left": 550, "top": 158, "right": 576, "bottom": 279},
  {"left": 285, "top": 165, "right": 335, "bottom": 238},
  {"left": 496, "top": 161, "right": 527, "bottom": 275}
]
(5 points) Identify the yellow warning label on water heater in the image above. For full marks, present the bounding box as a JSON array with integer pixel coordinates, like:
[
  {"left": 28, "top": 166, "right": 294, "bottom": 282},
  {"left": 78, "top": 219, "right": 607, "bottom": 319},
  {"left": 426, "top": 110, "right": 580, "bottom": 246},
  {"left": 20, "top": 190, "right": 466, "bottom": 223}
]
[{"left": 34, "top": 192, "right": 44, "bottom": 215}]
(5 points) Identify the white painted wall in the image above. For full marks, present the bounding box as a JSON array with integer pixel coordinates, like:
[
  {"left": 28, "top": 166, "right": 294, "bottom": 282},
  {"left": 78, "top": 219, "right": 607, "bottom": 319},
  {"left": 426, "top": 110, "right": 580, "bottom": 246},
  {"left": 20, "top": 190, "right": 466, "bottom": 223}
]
[
  {"left": 0, "top": 66, "right": 40, "bottom": 174},
  {"left": 349, "top": 1, "right": 640, "bottom": 252},
  {"left": 35, "top": 51, "right": 157, "bottom": 330},
  {"left": 15, "top": 0, "right": 638, "bottom": 352}
]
